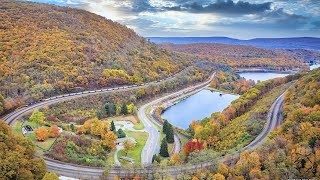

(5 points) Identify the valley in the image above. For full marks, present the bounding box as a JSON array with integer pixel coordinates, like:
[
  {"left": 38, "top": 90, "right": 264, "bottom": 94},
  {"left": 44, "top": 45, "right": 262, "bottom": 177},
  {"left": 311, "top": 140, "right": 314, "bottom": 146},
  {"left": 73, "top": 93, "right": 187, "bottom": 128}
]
[{"left": 0, "top": 1, "right": 319, "bottom": 180}]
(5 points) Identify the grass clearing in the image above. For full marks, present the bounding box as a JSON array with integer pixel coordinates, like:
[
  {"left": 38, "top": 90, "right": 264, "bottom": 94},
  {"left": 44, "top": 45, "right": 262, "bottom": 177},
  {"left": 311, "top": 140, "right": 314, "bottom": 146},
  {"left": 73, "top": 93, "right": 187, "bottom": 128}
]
[
  {"left": 178, "top": 133, "right": 190, "bottom": 147},
  {"left": 107, "top": 152, "right": 114, "bottom": 165},
  {"left": 133, "top": 121, "right": 144, "bottom": 130},
  {"left": 120, "top": 130, "right": 148, "bottom": 164},
  {"left": 109, "top": 115, "right": 139, "bottom": 124}
]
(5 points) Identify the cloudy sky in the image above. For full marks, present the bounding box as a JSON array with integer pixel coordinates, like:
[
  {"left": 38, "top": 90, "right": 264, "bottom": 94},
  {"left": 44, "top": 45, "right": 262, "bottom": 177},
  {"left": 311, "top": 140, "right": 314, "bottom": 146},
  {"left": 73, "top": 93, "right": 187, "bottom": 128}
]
[{"left": 26, "top": 0, "right": 320, "bottom": 39}]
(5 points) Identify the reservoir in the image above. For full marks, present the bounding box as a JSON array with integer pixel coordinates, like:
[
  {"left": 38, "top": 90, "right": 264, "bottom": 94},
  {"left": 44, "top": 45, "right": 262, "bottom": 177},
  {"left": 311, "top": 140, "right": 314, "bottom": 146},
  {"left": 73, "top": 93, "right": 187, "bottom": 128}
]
[
  {"left": 310, "top": 64, "right": 320, "bottom": 70},
  {"left": 237, "top": 72, "right": 289, "bottom": 82},
  {"left": 161, "top": 90, "right": 239, "bottom": 129}
]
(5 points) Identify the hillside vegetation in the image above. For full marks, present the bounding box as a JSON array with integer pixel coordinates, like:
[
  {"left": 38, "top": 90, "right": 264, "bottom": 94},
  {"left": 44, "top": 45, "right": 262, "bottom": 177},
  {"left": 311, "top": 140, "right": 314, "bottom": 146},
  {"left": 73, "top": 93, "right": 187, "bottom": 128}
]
[
  {"left": 160, "top": 43, "right": 314, "bottom": 69},
  {"left": 182, "top": 68, "right": 320, "bottom": 179},
  {"left": 0, "top": 1, "right": 191, "bottom": 102},
  {"left": 0, "top": 120, "right": 47, "bottom": 179}
]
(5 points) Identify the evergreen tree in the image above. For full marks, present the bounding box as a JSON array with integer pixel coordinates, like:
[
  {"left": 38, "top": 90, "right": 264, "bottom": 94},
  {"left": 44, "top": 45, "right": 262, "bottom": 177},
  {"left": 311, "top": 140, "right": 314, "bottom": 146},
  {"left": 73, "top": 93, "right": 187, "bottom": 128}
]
[
  {"left": 111, "top": 120, "right": 116, "bottom": 132},
  {"left": 121, "top": 103, "right": 128, "bottom": 115},
  {"left": 110, "top": 104, "right": 116, "bottom": 115},
  {"left": 105, "top": 103, "right": 110, "bottom": 116},
  {"left": 117, "top": 128, "right": 126, "bottom": 138},
  {"left": 152, "top": 154, "right": 161, "bottom": 163},
  {"left": 163, "top": 120, "right": 169, "bottom": 134},
  {"left": 166, "top": 124, "right": 175, "bottom": 143},
  {"left": 160, "top": 138, "right": 169, "bottom": 157}
]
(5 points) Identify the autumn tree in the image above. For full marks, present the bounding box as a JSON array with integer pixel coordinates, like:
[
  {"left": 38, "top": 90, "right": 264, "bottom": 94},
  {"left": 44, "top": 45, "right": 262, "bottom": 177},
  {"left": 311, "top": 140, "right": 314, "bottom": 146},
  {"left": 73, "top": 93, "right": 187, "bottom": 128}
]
[
  {"left": 83, "top": 118, "right": 110, "bottom": 137},
  {"left": 29, "top": 110, "right": 45, "bottom": 127},
  {"left": 101, "top": 131, "right": 117, "bottom": 150},
  {"left": 160, "top": 138, "right": 169, "bottom": 157},
  {"left": 42, "top": 172, "right": 59, "bottom": 180},
  {"left": 123, "top": 139, "right": 135, "bottom": 155},
  {"left": 212, "top": 173, "right": 225, "bottom": 180},
  {"left": 0, "top": 120, "right": 47, "bottom": 179},
  {"left": 49, "top": 125, "right": 61, "bottom": 138},
  {"left": 0, "top": 94, "right": 4, "bottom": 115},
  {"left": 127, "top": 103, "right": 135, "bottom": 114},
  {"left": 217, "top": 163, "right": 229, "bottom": 177},
  {"left": 35, "top": 127, "right": 49, "bottom": 141},
  {"left": 171, "top": 152, "right": 179, "bottom": 165},
  {"left": 184, "top": 141, "right": 203, "bottom": 156},
  {"left": 234, "top": 151, "right": 261, "bottom": 179}
]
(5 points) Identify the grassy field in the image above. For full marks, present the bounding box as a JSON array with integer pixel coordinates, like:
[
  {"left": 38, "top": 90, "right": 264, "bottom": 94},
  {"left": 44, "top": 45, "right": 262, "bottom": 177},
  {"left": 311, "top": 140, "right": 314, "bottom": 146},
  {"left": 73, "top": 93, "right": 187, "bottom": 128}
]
[
  {"left": 133, "top": 121, "right": 144, "bottom": 130},
  {"left": 118, "top": 130, "right": 148, "bottom": 164},
  {"left": 109, "top": 115, "right": 145, "bottom": 130},
  {"left": 12, "top": 120, "right": 58, "bottom": 152},
  {"left": 178, "top": 133, "right": 190, "bottom": 147},
  {"left": 106, "top": 152, "right": 115, "bottom": 165}
]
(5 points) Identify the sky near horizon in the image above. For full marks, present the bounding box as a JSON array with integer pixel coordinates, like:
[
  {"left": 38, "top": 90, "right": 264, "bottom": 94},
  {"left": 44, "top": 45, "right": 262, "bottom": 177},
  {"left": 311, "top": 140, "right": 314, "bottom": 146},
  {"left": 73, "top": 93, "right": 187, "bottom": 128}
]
[{"left": 25, "top": 0, "right": 320, "bottom": 39}]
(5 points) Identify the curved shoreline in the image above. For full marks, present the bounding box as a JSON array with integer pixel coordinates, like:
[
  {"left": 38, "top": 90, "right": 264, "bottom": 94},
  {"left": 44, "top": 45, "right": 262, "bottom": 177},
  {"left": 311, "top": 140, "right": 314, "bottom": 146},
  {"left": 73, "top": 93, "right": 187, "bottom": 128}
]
[
  {"left": 2, "top": 70, "right": 288, "bottom": 179},
  {"left": 234, "top": 68, "right": 297, "bottom": 74}
]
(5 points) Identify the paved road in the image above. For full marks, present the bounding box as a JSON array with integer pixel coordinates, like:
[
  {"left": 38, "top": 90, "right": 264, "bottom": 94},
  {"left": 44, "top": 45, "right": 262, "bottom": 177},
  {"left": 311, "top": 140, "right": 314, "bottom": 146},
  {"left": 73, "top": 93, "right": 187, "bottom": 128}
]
[
  {"left": 242, "top": 89, "right": 287, "bottom": 151},
  {"left": 1, "top": 72, "right": 290, "bottom": 179},
  {"left": 138, "top": 72, "right": 216, "bottom": 165}
]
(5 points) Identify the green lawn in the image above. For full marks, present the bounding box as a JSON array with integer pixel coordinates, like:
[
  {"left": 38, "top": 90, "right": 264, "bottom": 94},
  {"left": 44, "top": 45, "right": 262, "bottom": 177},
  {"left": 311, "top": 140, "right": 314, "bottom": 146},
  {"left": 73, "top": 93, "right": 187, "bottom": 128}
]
[
  {"left": 133, "top": 121, "right": 144, "bottom": 130},
  {"left": 106, "top": 152, "right": 115, "bottom": 165},
  {"left": 13, "top": 121, "right": 23, "bottom": 134},
  {"left": 12, "top": 120, "right": 58, "bottom": 151},
  {"left": 178, "top": 133, "right": 190, "bottom": 147},
  {"left": 118, "top": 130, "right": 148, "bottom": 164}
]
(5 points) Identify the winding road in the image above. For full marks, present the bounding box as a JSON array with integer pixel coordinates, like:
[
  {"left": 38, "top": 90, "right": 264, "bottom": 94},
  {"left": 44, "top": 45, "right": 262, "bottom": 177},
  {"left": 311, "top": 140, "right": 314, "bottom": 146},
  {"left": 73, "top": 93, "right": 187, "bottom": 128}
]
[
  {"left": 139, "top": 72, "right": 216, "bottom": 165},
  {"left": 1, "top": 71, "right": 290, "bottom": 179}
]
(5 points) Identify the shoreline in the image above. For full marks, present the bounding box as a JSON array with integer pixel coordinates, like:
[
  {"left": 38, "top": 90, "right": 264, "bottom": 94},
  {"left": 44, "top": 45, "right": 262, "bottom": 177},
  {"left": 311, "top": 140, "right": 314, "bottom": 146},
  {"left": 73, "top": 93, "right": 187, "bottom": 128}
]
[{"left": 234, "top": 68, "right": 298, "bottom": 74}]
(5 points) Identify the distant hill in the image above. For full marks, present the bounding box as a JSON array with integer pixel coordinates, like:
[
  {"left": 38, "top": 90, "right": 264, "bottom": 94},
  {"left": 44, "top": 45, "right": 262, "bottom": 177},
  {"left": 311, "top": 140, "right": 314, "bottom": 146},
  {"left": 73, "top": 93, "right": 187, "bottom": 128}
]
[
  {"left": 160, "top": 43, "right": 316, "bottom": 69},
  {"left": 148, "top": 37, "right": 320, "bottom": 50},
  {"left": 0, "top": 1, "right": 191, "bottom": 99}
]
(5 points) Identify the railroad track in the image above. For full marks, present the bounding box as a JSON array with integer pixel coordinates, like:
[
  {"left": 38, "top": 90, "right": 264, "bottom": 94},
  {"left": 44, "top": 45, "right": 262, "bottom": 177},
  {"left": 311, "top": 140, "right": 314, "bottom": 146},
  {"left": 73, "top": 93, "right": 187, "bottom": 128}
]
[{"left": 2, "top": 72, "right": 289, "bottom": 179}]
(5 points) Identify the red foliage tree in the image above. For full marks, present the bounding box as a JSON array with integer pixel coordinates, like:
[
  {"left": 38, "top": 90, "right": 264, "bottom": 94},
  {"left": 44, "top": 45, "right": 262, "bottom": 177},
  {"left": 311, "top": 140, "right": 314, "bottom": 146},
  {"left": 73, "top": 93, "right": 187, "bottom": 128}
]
[{"left": 184, "top": 141, "right": 203, "bottom": 155}]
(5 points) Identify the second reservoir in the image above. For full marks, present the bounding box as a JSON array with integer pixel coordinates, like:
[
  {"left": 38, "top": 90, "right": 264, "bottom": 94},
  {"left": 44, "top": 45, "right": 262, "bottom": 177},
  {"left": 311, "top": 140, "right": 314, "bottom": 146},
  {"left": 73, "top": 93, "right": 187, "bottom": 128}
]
[{"left": 161, "top": 90, "right": 239, "bottom": 129}]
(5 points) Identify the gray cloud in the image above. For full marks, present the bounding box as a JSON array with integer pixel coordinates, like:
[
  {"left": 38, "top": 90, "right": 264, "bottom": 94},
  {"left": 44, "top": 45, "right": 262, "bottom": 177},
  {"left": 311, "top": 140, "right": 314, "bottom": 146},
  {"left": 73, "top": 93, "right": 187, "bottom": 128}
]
[
  {"left": 130, "top": 0, "right": 154, "bottom": 12},
  {"left": 23, "top": 0, "right": 320, "bottom": 38},
  {"left": 261, "top": 8, "right": 308, "bottom": 24},
  {"left": 165, "top": 0, "right": 272, "bottom": 15}
]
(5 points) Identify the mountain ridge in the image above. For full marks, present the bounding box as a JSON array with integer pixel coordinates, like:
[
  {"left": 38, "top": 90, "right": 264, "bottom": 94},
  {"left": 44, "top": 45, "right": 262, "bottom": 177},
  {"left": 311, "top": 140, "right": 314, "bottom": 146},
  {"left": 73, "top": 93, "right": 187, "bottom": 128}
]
[{"left": 148, "top": 37, "right": 320, "bottom": 50}]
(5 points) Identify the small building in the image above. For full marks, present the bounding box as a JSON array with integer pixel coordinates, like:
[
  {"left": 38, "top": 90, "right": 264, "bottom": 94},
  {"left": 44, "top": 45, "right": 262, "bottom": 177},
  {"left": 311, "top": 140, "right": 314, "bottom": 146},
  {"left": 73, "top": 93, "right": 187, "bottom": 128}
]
[{"left": 22, "top": 125, "right": 33, "bottom": 136}]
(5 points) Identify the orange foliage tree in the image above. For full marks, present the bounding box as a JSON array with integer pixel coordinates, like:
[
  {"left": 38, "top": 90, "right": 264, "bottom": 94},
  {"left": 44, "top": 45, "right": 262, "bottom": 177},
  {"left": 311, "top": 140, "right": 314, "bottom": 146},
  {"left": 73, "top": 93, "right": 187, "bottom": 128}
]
[
  {"left": 35, "top": 127, "right": 49, "bottom": 141},
  {"left": 49, "top": 125, "right": 61, "bottom": 138}
]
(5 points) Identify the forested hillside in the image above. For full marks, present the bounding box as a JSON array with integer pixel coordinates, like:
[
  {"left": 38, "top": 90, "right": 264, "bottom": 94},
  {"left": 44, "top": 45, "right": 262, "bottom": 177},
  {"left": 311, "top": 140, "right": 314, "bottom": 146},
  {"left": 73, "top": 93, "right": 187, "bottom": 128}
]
[
  {"left": 0, "top": 120, "right": 47, "bottom": 179},
  {"left": 184, "top": 68, "right": 320, "bottom": 179},
  {"left": 0, "top": 1, "right": 191, "bottom": 102},
  {"left": 160, "top": 43, "right": 314, "bottom": 69}
]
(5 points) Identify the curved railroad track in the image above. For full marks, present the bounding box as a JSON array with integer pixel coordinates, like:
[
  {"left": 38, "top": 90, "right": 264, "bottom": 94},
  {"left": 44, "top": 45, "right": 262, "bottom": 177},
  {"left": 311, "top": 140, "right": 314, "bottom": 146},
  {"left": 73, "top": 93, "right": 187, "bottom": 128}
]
[{"left": 2, "top": 72, "right": 288, "bottom": 179}]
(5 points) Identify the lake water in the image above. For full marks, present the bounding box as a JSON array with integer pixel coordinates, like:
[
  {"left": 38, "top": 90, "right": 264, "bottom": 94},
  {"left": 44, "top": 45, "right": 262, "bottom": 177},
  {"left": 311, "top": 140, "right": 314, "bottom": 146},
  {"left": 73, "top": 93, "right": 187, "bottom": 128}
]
[
  {"left": 310, "top": 64, "right": 320, "bottom": 70},
  {"left": 237, "top": 72, "right": 289, "bottom": 82},
  {"left": 161, "top": 90, "right": 239, "bottom": 129}
]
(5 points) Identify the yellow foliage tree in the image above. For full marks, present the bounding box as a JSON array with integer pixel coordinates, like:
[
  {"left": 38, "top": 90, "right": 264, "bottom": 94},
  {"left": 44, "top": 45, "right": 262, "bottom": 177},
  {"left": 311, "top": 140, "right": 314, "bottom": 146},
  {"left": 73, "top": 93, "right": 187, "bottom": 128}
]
[
  {"left": 212, "top": 173, "right": 225, "bottom": 180},
  {"left": 101, "top": 131, "right": 117, "bottom": 150}
]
